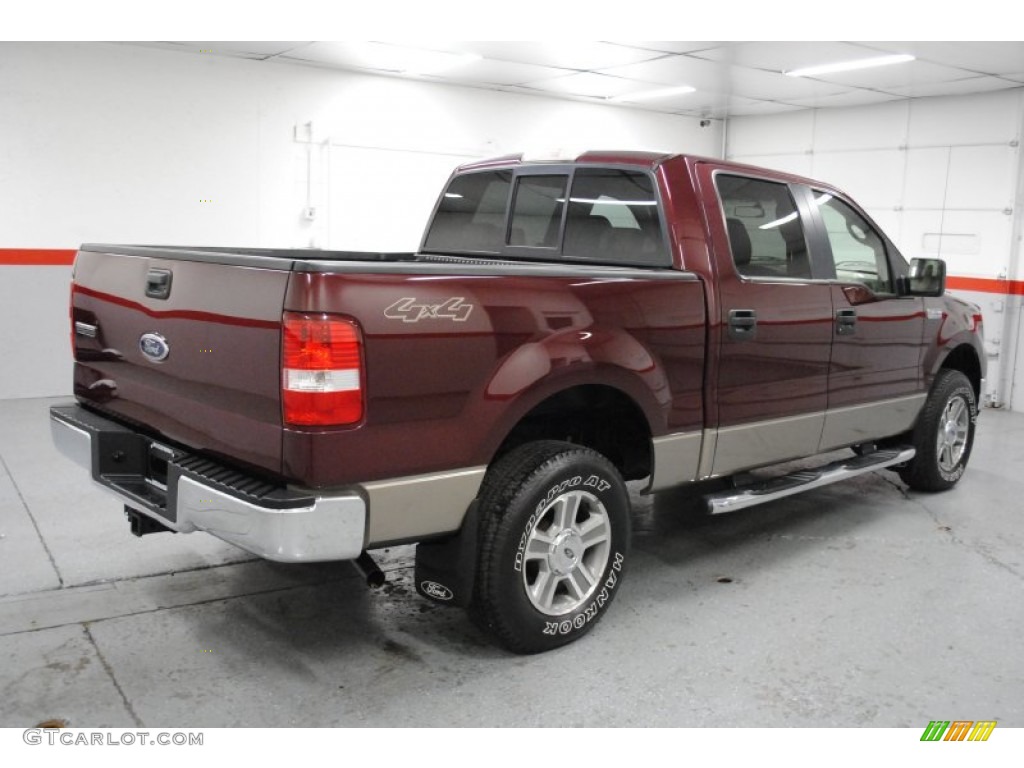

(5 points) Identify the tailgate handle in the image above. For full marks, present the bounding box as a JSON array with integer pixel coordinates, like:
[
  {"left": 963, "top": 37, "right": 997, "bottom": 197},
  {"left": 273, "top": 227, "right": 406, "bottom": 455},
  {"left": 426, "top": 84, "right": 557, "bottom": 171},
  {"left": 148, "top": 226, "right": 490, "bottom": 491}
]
[{"left": 145, "top": 268, "right": 173, "bottom": 300}]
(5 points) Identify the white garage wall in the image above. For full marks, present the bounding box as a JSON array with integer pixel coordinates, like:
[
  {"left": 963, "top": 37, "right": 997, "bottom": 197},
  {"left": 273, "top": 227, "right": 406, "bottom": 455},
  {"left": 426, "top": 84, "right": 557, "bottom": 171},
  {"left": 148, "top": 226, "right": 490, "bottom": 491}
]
[
  {"left": 727, "top": 90, "right": 1024, "bottom": 410},
  {"left": 0, "top": 42, "right": 722, "bottom": 400}
]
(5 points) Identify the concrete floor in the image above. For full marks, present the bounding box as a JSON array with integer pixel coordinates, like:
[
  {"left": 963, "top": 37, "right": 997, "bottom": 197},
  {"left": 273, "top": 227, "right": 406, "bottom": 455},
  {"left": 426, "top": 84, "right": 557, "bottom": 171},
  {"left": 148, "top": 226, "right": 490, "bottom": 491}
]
[{"left": 1, "top": 396, "right": 1021, "bottom": 727}]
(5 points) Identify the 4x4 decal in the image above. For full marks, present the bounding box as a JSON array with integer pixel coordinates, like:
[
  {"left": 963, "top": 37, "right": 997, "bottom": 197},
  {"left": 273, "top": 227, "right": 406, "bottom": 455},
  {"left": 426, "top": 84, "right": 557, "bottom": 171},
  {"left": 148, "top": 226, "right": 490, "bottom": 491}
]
[{"left": 384, "top": 297, "right": 474, "bottom": 323}]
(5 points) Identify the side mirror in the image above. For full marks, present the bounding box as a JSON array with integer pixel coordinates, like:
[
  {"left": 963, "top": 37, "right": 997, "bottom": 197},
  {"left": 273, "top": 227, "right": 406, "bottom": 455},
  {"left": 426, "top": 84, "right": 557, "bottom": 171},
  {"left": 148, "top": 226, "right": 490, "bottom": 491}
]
[{"left": 898, "top": 257, "right": 946, "bottom": 297}]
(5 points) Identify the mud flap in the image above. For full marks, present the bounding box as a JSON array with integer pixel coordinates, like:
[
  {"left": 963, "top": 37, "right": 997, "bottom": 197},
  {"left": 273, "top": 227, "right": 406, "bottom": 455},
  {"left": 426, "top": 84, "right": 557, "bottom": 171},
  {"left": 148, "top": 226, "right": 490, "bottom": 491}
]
[{"left": 414, "top": 502, "right": 479, "bottom": 608}]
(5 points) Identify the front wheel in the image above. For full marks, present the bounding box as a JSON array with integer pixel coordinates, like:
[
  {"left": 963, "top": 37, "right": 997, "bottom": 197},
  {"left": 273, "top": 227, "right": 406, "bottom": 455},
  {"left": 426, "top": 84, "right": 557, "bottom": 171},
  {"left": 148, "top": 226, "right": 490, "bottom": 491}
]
[
  {"left": 899, "top": 370, "right": 978, "bottom": 492},
  {"left": 470, "top": 441, "right": 631, "bottom": 654}
]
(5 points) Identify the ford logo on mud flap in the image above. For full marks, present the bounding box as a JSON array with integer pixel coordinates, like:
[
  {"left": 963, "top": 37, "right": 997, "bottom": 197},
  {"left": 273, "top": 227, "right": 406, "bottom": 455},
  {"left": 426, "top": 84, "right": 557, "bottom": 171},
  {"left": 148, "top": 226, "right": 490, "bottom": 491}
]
[
  {"left": 420, "top": 581, "right": 454, "bottom": 601},
  {"left": 139, "top": 332, "right": 170, "bottom": 363}
]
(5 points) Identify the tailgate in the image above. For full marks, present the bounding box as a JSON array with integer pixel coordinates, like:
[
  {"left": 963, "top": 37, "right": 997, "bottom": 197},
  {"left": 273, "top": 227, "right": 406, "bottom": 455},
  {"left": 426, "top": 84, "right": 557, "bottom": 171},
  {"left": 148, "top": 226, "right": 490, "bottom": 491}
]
[{"left": 71, "top": 247, "right": 289, "bottom": 477}]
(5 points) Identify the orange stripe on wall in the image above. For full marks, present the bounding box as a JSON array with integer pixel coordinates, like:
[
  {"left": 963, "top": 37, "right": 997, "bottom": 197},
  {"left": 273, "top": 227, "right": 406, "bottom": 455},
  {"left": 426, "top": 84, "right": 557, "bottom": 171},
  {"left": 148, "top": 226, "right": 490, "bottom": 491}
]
[
  {"left": 1, "top": 249, "right": 1023, "bottom": 295},
  {"left": 0, "top": 249, "right": 76, "bottom": 266},
  {"left": 946, "top": 276, "right": 1024, "bottom": 296}
]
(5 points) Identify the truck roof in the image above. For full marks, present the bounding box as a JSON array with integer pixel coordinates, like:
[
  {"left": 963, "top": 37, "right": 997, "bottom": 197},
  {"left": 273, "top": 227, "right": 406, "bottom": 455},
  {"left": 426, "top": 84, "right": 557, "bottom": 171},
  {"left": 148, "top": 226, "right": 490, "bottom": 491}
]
[{"left": 455, "top": 151, "right": 843, "bottom": 197}]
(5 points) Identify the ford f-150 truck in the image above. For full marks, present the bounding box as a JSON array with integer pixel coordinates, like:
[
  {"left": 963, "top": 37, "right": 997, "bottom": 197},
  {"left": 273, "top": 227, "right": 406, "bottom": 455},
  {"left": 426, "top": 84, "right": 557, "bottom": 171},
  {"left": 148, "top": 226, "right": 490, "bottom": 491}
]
[{"left": 51, "top": 151, "right": 985, "bottom": 653}]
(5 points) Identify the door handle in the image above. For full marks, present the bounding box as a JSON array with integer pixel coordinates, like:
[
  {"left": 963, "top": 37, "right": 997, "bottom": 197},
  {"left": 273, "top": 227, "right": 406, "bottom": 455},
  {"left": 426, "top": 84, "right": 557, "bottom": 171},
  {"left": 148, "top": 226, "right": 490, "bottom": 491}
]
[
  {"left": 728, "top": 309, "right": 757, "bottom": 341},
  {"left": 836, "top": 308, "right": 857, "bottom": 336}
]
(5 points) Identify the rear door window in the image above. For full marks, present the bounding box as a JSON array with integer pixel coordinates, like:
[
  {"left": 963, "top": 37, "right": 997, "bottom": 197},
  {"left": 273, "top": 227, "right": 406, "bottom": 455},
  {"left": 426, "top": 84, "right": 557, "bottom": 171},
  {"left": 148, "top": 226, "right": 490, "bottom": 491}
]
[{"left": 714, "top": 174, "right": 812, "bottom": 280}]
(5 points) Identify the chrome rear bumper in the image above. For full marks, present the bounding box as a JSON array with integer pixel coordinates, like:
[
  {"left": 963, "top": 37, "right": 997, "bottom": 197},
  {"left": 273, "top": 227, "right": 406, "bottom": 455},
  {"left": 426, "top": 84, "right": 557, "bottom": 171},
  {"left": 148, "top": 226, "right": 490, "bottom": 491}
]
[{"left": 50, "top": 404, "right": 365, "bottom": 562}]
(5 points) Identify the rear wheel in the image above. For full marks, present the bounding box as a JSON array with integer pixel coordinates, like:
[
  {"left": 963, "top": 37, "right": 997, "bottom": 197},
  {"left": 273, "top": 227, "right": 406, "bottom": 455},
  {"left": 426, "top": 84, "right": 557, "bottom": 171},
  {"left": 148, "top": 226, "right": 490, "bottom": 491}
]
[
  {"left": 470, "top": 441, "right": 630, "bottom": 654},
  {"left": 899, "top": 370, "right": 977, "bottom": 491}
]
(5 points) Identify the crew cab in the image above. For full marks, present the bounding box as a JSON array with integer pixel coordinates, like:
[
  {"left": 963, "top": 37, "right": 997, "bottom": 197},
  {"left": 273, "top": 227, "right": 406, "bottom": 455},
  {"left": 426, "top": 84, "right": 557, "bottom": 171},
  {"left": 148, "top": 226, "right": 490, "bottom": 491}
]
[{"left": 50, "top": 151, "right": 985, "bottom": 653}]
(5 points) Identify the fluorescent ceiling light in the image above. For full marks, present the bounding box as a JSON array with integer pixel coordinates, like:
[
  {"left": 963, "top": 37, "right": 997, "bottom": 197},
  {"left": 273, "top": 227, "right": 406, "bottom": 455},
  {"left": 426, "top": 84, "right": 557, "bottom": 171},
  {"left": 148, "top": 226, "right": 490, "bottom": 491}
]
[
  {"left": 785, "top": 54, "right": 915, "bottom": 78},
  {"left": 610, "top": 85, "right": 696, "bottom": 103}
]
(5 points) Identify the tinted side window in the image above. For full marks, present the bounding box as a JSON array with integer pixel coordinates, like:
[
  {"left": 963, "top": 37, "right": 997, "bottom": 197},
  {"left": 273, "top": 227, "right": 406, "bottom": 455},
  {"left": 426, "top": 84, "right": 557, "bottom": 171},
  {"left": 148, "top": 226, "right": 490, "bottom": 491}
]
[
  {"left": 715, "top": 174, "right": 811, "bottom": 279},
  {"left": 509, "top": 175, "right": 568, "bottom": 248},
  {"left": 423, "top": 171, "right": 511, "bottom": 253},
  {"left": 563, "top": 169, "right": 666, "bottom": 264},
  {"left": 813, "top": 192, "right": 893, "bottom": 293}
]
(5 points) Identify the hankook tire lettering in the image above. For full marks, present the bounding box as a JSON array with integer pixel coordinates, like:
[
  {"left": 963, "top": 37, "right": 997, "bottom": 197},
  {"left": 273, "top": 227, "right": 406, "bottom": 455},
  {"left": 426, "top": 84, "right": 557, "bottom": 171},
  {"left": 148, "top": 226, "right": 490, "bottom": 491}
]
[{"left": 542, "top": 551, "right": 625, "bottom": 636}]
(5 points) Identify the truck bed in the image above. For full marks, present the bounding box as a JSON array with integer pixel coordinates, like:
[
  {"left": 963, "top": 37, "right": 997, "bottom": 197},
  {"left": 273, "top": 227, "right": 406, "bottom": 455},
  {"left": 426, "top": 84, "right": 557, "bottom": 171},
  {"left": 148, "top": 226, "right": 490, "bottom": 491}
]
[{"left": 70, "top": 243, "right": 706, "bottom": 489}]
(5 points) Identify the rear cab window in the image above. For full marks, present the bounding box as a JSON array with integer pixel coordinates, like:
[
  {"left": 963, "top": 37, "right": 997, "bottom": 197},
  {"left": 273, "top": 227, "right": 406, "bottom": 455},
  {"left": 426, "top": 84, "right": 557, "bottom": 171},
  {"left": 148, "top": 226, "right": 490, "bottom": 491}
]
[{"left": 423, "top": 165, "right": 670, "bottom": 267}]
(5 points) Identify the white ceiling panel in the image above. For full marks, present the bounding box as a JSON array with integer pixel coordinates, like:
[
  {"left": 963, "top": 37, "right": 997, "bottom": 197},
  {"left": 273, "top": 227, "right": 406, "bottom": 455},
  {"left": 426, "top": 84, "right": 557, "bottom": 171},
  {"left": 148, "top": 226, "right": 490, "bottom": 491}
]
[
  {"left": 596, "top": 55, "right": 729, "bottom": 90},
  {"left": 521, "top": 72, "right": 654, "bottom": 99},
  {"left": 126, "top": 41, "right": 1024, "bottom": 121},
  {"left": 428, "top": 59, "right": 575, "bottom": 86},
  {"left": 611, "top": 41, "right": 726, "bottom": 55},
  {"left": 883, "top": 75, "right": 1021, "bottom": 98},
  {"left": 689, "top": 41, "right": 882, "bottom": 72},
  {"left": 810, "top": 59, "right": 979, "bottom": 89},
  {"left": 199, "top": 42, "right": 309, "bottom": 57},
  {"left": 281, "top": 41, "right": 483, "bottom": 74},
  {"left": 726, "top": 66, "right": 851, "bottom": 100},
  {"left": 598, "top": 56, "right": 848, "bottom": 101},
  {"left": 784, "top": 90, "right": 909, "bottom": 109},
  {"left": 126, "top": 41, "right": 310, "bottom": 59},
  {"left": 422, "top": 41, "right": 663, "bottom": 70},
  {"left": 856, "top": 42, "right": 1024, "bottom": 76}
]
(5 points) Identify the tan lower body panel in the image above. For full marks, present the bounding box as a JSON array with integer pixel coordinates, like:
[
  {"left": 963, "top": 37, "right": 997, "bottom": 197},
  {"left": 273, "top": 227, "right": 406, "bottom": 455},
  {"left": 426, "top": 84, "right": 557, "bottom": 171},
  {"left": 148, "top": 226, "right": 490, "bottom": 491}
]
[
  {"left": 818, "top": 394, "right": 926, "bottom": 452},
  {"left": 711, "top": 411, "right": 826, "bottom": 478},
  {"left": 363, "top": 467, "right": 486, "bottom": 546},
  {"left": 702, "top": 394, "right": 926, "bottom": 481},
  {"left": 649, "top": 431, "right": 703, "bottom": 492}
]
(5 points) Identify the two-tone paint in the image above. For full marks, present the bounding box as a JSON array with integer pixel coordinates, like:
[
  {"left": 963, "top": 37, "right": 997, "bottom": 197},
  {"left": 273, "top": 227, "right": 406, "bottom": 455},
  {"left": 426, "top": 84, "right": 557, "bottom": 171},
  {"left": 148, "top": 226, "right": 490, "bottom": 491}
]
[{"left": 64, "top": 151, "right": 985, "bottom": 552}]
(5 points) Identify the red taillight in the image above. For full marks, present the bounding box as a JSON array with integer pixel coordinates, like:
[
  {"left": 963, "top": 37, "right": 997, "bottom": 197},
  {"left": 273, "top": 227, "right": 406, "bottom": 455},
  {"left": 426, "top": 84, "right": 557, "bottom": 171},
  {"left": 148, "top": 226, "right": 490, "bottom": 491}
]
[{"left": 282, "top": 312, "right": 364, "bottom": 426}]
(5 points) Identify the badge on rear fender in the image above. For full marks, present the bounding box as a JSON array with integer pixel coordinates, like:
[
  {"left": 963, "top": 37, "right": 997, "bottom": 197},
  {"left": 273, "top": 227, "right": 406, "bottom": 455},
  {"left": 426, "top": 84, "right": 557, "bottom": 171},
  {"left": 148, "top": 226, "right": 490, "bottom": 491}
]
[
  {"left": 384, "top": 297, "right": 473, "bottom": 323},
  {"left": 139, "top": 332, "right": 170, "bottom": 362}
]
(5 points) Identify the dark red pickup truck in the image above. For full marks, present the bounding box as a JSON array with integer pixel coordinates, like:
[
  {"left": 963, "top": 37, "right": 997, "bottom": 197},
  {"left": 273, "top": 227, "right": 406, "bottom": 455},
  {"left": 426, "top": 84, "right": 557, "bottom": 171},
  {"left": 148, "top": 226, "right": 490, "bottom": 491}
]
[{"left": 51, "top": 151, "right": 985, "bottom": 653}]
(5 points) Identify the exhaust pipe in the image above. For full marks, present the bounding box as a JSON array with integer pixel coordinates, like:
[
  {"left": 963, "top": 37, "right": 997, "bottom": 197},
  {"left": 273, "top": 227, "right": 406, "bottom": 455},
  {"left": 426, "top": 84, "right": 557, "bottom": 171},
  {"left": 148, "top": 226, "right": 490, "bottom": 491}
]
[{"left": 354, "top": 551, "right": 386, "bottom": 588}]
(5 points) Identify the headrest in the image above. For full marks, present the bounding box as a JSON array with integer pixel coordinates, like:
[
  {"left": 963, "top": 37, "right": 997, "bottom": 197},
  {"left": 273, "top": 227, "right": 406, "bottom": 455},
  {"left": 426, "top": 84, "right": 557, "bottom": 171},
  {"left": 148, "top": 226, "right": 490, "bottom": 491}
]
[{"left": 726, "top": 218, "right": 752, "bottom": 266}]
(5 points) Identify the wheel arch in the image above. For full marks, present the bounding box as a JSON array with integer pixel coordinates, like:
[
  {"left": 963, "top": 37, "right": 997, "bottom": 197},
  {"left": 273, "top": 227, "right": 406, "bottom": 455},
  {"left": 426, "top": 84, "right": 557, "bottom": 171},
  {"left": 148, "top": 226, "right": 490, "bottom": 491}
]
[
  {"left": 489, "top": 381, "right": 656, "bottom": 482},
  {"left": 936, "top": 342, "right": 983, "bottom": 402}
]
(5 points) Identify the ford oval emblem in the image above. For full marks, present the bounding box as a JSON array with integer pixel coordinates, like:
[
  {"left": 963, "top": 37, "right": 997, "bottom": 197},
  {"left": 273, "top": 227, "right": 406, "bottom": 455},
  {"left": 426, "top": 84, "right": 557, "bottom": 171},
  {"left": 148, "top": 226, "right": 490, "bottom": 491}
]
[
  {"left": 420, "top": 580, "right": 454, "bottom": 601},
  {"left": 139, "top": 332, "right": 170, "bottom": 362}
]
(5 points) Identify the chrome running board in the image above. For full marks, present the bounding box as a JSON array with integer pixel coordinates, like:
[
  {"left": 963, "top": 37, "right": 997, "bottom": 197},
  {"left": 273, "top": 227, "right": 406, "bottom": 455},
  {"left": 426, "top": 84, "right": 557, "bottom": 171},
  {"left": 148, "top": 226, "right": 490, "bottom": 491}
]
[{"left": 705, "top": 447, "right": 916, "bottom": 514}]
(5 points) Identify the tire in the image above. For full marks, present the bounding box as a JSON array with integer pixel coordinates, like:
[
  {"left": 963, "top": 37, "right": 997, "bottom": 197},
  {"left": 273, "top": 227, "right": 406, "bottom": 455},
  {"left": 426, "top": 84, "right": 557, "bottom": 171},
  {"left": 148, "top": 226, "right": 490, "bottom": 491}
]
[
  {"left": 898, "top": 370, "right": 978, "bottom": 492},
  {"left": 470, "top": 441, "right": 631, "bottom": 654}
]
